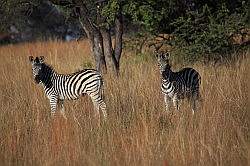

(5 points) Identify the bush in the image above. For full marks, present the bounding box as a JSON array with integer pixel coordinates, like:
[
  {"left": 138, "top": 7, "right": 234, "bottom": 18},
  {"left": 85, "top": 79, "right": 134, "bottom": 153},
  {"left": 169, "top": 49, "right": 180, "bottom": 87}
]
[{"left": 169, "top": 2, "right": 249, "bottom": 63}]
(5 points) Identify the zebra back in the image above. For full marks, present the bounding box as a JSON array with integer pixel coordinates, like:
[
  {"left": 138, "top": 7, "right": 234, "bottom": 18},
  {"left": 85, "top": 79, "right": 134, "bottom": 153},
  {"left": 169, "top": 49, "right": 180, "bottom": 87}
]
[{"left": 177, "top": 67, "right": 201, "bottom": 91}]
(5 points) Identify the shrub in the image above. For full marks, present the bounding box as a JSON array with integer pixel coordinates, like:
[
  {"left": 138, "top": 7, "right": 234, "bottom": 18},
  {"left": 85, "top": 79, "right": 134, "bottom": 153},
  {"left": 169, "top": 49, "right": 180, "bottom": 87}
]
[{"left": 169, "top": 2, "right": 249, "bottom": 63}]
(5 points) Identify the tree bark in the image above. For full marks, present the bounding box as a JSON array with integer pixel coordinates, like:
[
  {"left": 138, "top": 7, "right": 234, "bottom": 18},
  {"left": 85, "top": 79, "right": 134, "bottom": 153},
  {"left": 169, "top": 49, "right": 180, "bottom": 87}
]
[
  {"left": 99, "top": 7, "right": 123, "bottom": 76},
  {"left": 77, "top": 5, "right": 107, "bottom": 73},
  {"left": 101, "top": 27, "right": 119, "bottom": 76},
  {"left": 92, "top": 28, "right": 107, "bottom": 73},
  {"left": 49, "top": 0, "right": 122, "bottom": 75},
  {"left": 113, "top": 11, "right": 123, "bottom": 73}
]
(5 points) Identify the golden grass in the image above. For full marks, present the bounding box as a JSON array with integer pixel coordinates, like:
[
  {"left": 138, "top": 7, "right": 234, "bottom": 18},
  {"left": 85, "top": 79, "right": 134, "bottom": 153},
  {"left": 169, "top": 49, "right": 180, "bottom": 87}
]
[{"left": 0, "top": 41, "right": 249, "bottom": 166}]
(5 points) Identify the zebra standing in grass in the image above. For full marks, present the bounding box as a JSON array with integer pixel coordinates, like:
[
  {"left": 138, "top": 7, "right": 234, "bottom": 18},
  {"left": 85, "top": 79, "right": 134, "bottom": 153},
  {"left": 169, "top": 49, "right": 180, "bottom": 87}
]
[
  {"left": 29, "top": 56, "right": 107, "bottom": 120},
  {"left": 156, "top": 51, "right": 201, "bottom": 114}
]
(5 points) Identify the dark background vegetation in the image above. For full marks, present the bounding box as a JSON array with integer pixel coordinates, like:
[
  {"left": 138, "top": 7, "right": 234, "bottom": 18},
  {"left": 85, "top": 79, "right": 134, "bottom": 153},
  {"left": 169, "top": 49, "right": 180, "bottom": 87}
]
[
  {"left": 122, "top": 0, "right": 249, "bottom": 63},
  {"left": 0, "top": 0, "right": 249, "bottom": 65}
]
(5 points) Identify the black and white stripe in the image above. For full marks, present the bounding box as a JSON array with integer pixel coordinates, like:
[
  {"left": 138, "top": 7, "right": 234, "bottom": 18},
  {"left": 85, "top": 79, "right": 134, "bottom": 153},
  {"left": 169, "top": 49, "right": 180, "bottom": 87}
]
[
  {"left": 156, "top": 52, "right": 201, "bottom": 113},
  {"left": 29, "top": 56, "right": 107, "bottom": 119}
]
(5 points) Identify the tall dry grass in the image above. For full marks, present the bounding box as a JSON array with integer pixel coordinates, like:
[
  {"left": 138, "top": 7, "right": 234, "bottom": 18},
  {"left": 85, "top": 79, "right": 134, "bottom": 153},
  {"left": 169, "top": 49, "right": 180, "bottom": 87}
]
[{"left": 0, "top": 41, "right": 249, "bottom": 166}]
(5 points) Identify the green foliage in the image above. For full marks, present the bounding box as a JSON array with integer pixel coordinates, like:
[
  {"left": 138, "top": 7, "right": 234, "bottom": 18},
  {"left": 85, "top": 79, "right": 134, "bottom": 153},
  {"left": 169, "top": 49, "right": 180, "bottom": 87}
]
[
  {"left": 101, "top": 0, "right": 120, "bottom": 26},
  {"left": 122, "top": 0, "right": 179, "bottom": 33},
  {"left": 170, "top": 2, "right": 249, "bottom": 63},
  {"left": 123, "top": 1, "right": 162, "bottom": 32},
  {"left": 119, "top": 0, "right": 249, "bottom": 63}
]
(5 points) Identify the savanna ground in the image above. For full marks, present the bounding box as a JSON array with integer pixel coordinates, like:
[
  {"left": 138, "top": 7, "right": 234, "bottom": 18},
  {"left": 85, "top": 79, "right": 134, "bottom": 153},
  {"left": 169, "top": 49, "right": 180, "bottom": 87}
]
[{"left": 0, "top": 41, "right": 249, "bottom": 166}]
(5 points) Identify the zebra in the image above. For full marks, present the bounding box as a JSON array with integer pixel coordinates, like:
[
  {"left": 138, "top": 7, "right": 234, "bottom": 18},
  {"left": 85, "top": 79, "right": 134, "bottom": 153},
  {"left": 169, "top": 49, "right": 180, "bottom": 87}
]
[
  {"left": 29, "top": 56, "right": 107, "bottom": 120},
  {"left": 156, "top": 51, "right": 201, "bottom": 114}
]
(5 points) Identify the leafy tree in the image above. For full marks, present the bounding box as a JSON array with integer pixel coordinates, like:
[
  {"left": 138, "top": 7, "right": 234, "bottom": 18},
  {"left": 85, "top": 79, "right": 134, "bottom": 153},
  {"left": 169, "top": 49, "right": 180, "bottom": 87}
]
[
  {"left": 122, "top": 0, "right": 188, "bottom": 33},
  {"left": 122, "top": 0, "right": 249, "bottom": 63},
  {"left": 50, "top": 0, "right": 123, "bottom": 76},
  {"left": 170, "top": 1, "right": 249, "bottom": 62}
]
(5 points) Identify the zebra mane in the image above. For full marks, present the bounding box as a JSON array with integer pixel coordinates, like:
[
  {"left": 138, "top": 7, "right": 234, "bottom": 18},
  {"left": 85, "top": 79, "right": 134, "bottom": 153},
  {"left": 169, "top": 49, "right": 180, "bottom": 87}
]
[
  {"left": 71, "top": 68, "right": 97, "bottom": 75},
  {"left": 35, "top": 63, "right": 55, "bottom": 88},
  {"left": 42, "top": 63, "right": 56, "bottom": 73}
]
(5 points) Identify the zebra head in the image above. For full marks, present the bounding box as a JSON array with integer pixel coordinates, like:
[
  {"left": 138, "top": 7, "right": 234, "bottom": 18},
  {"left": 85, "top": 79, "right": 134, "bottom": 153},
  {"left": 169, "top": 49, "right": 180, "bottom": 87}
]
[
  {"left": 29, "top": 56, "right": 45, "bottom": 84},
  {"left": 155, "top": 51, "right": 171, "bottom": 74}
]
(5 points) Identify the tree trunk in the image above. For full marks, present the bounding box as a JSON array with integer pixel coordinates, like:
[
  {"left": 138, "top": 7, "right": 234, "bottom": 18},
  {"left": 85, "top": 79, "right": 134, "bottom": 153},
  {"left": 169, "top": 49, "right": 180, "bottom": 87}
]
[
  {"left": 99, "top": 9, "right": 123, "bottom": 76},
  {"left": 51, "top": 1, "right": 122, "bottom": 76},
  {"left": 77, "top": 5, "right": 107, "bottom": 74},
  {"left": 101, "top": 27, "right": 119, "bottom": 76},
  {"left": 92, "top": 28, "right": 107, "bottom": 73},
  {"left": 114, "top": 11, "right": 123, "bottom": 73},
  {"left": 80, "top": 21, "right": 107, "bottom": 73}
]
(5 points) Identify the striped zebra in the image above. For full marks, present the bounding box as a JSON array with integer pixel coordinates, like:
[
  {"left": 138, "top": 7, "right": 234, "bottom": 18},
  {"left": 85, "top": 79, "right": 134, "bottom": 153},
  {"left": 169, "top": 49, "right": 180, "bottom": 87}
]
[
  {"left": 156, "top": 51, "right": 201, "bottom": 114},
  {"left": 29, "top": 56, "right": 107, "bottom": 120}
]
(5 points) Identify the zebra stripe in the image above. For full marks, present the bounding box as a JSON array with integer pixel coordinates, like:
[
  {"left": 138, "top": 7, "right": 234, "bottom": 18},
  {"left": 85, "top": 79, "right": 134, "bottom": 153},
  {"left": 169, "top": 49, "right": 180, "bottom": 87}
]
[
  {"left": 156, "top": 52, "right": 201, "bottom": 113},
  {"left": 29, "top": 56, "right": 107, "bottom": 119}
]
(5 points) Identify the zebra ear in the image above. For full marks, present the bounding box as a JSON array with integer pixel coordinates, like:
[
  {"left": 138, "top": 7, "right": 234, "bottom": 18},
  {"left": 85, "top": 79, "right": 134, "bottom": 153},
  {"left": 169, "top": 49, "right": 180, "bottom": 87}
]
[
  {"left": 29, "top": 56, "right": 34, "bottom": 62},
  {"left": 154, "top": 50, "right": 159, "bottom": 58},
  {"left": 39, "top": 56, "right": 45, "bottom": 63}
]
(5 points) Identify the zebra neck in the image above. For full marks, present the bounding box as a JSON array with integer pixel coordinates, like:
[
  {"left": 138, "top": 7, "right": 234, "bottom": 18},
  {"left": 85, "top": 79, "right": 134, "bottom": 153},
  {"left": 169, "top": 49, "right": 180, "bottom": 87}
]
[
  {"left": 39, "top": 64, "right": 56, "bottom": 89},
  {"left": 162, "top": 78, "right": 170, "bottom": 84},
  {"left": 160, "top": 69, "right": 165, "bottom": 74},
  {"left": 161, "top": 68, "right": 174, "bottom": 82}
]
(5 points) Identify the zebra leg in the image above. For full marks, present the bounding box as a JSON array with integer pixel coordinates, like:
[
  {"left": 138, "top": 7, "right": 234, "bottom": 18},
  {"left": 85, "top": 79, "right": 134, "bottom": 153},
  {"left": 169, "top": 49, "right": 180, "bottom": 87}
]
[
  {"left": 99, "top": 83, "right": 107, "bottom": 120},
  {"left": 88, "top": 94, "right": 101, "bottom": 120},
  {"left": 164, "top": 94, "right": 171, "bottom": 112},
  {"left": 191, "top": 91, "right": 200, "bottom": 114},
  {"left": 173, "top": 95, "right": 179, "bottom": 111},
  {"left": 94, "top": 98, "right": 107, "bottom": 120},
  {"left": 191, "top": 99, "right": 196, "bottom": 114},
  {"left": 99, "top": 100, "right": 107, "bottom": 120},
  {"left": 99, "top": 89, "right": 107, "bottom": 120},
  {"left": 87, "top": 88, "right": 107, "bottom": 120},
  {"left": 58, "top": 99, "right": 67, "bottom": 119},
  {"left": 49, "top": 96, "right": 58, "bottom": 117}
]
